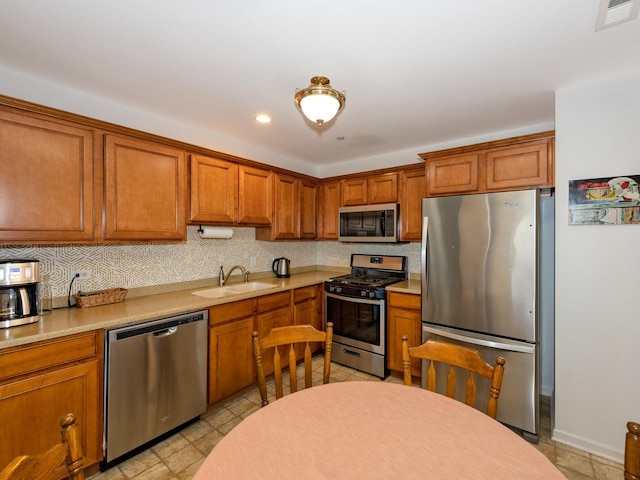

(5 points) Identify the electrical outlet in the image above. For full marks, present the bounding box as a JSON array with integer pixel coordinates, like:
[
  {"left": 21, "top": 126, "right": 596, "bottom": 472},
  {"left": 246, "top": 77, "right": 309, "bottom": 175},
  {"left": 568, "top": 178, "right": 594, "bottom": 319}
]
[
  {"left": 70, "top": 270, "right": 91, "bottom": 281},
  {"left": 250, "top": 256, "right": 257, "bottom": 268}
]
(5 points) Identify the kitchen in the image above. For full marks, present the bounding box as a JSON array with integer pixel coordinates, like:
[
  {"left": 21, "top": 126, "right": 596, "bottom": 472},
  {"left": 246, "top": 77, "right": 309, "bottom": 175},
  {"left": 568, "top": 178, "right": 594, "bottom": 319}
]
[{"left": 0, "top": 1, "right": 639, "bottom": 477}]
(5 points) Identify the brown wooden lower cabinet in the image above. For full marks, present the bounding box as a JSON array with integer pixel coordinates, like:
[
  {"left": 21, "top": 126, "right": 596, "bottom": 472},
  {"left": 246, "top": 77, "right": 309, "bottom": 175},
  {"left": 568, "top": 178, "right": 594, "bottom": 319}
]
[
  {"left": 0, "top": 331, "right": 103, "bottom": 475},
  {"left": 207, "top": 287, "right": 323, "bottom": 406},
  {"left": 293, "top": 284, "right": 323, "bottom": 358},
  {"left": 387, "top": 292, "right": 422, "bottom": 377}
]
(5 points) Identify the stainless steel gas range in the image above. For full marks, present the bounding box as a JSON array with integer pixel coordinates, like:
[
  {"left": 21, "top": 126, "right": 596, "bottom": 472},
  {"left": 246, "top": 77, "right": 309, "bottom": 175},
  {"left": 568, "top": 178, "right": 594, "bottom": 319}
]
[{"left": 324, "top": 254, "right": 408, "bottom": 378}]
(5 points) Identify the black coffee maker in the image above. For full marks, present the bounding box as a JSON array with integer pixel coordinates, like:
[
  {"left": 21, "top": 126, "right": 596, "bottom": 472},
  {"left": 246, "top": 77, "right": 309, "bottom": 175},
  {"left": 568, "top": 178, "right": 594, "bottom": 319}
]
[{"left": 0, "top": 259, "right": 40, "bottom": 329}]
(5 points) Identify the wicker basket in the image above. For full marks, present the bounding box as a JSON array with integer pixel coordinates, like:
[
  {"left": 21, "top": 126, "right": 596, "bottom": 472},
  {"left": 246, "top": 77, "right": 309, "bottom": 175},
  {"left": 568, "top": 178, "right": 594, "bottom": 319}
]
[{"left": 73, "top": 288, "right": 128, "bottom": 308}]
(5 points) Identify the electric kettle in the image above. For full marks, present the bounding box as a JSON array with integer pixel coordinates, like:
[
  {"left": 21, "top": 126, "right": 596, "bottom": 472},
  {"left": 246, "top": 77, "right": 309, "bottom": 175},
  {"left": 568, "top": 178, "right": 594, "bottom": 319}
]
[{"left": 272, "top": 257, "right": 291, "bottom": 278}]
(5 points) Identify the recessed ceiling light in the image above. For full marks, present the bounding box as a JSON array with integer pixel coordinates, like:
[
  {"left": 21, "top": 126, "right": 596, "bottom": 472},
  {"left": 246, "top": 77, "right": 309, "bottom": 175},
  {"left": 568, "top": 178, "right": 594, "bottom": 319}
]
[{"left": 255, "top": 114, "right": 272, "bottom": 124}]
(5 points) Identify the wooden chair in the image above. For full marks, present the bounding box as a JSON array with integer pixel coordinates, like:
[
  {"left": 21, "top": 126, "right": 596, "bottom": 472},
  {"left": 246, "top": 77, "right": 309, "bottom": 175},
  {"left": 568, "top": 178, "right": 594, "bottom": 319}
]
[
  {"left": 401, "top": 336, "right": 506, "bottom": 419},
  {"left": 252, "top": 322, "right": 333, "bottom": 407},
  {"left": 0, "top": 413, "right": 84, "bottom": 480},
  {"left": 626, "top": 421, "right": 640, "bottom": 480}
]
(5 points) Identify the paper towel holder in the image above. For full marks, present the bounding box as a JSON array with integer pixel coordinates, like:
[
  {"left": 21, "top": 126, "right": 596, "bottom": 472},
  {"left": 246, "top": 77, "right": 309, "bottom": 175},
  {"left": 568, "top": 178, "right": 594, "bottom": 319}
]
[{"left": 197, "top": 225, "right": 234, "bottom": 239}]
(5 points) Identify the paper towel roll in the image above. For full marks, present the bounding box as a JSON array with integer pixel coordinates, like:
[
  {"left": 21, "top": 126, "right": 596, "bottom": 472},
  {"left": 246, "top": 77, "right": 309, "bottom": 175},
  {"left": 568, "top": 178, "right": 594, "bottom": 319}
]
[{"left": 198, "top": 226, "right": 234, "bottom": 239}]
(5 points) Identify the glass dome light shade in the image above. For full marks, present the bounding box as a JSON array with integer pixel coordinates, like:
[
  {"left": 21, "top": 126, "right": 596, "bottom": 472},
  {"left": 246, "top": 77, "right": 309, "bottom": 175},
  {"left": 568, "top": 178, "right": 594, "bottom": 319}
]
[
  {"left": 294, "top": 76, "right": 345, "bottom": 125},
  {"left": 299, "top": 94, "right": 341, "bottom": 125}
]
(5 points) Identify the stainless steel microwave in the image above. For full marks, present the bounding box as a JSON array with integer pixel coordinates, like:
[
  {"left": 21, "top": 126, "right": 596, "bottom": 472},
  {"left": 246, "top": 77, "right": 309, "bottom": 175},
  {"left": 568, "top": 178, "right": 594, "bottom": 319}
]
[{"left": 338, "top": 204, "right": 400, "bottom": 243}]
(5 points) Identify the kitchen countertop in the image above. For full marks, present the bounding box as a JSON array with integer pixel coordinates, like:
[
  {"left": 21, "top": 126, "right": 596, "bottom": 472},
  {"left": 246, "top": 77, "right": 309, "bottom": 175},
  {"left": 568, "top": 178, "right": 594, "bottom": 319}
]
[
  {"left": 386, "top": 279, "right": 421, "bottom": 295},
  {"left": 0, "top": 271, "right": 421, "bottom": 350}
]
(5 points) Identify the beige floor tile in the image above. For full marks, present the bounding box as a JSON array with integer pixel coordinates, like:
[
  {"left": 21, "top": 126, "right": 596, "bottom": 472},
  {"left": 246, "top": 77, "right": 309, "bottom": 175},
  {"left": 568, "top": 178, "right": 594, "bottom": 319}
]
[
  {"left": 163, "top": 444, "right": 204, "bottom": 475},
  {"left": 128, "top": 461, "right": 176, "bottom": 480},
  {"left": 192, "top": 429, "right": 225, "bottom": 455},
  {"left": 151, "top": 433, "right": 190, "bottom": 459},
  {"left": 118, "top": 449, "right": 163, "bottom": 479},
  {"left": 556, "top": 444, "right": 594, "bottom": 477}
]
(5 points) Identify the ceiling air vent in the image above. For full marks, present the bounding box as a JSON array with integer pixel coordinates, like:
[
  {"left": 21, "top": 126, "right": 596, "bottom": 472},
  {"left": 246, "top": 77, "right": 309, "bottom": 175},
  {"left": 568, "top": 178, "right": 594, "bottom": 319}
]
[{"left": 595, "top": 0, "right": 640, "bottom": 30}]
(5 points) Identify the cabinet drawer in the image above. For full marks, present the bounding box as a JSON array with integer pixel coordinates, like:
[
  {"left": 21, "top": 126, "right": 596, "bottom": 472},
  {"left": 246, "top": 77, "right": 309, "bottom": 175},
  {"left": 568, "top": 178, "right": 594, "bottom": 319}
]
[
  {"left": 388, "top": 292, "right": 421, "bottom": 310},
  {"left": 294, "top": 285, "right": 319, "bottom": 304},
  {"left": 257, "top": 291, "right": 291, "bottom": 313},
  {"left": 0, "top": 331, "right": 102, "bottom": 382},
  {"left": 209, "top": 299, "right": 255, "bottom": 326}
]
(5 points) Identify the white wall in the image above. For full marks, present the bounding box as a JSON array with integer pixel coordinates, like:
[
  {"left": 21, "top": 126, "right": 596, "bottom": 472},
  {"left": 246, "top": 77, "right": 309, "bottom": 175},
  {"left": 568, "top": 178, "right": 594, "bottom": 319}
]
[{"left": 553, "top": 71, "right": 640, "bottom": 463}]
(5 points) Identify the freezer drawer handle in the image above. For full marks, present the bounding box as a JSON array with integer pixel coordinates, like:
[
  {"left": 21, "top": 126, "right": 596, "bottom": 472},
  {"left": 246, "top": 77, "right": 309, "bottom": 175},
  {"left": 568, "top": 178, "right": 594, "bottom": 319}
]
[
  {"left": 343, "top": 349, "right": 361, "bottom": 357},
  {"left": 422, "top": 325, "right": 535, "bottom": 354},
  {"left": 153, "top": 326, "right": 178, "bottom": 338}
]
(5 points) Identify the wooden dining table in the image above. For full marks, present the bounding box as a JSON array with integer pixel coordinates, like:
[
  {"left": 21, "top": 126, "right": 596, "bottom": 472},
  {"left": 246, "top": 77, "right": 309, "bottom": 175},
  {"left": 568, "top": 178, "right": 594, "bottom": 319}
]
[{"left": 193, "top": 381, "right": 564, "bottom": 480}]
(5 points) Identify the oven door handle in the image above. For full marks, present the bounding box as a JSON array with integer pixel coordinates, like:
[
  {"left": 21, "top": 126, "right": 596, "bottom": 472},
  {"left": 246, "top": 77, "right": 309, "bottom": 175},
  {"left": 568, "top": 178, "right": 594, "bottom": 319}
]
[{"left": 325, "top": 292, "right": 383, "bottom": 305}]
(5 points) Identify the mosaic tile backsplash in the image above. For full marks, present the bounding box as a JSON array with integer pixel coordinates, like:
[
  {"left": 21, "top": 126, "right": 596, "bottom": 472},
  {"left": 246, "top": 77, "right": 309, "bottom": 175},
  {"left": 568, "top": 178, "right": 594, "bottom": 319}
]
[{"left": 0, "top": 226, "right": 420, "bottom": 302}]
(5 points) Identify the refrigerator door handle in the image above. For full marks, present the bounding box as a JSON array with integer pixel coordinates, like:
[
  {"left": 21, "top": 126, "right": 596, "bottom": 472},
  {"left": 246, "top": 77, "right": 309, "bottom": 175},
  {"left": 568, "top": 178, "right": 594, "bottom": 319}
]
[
  {"left": 421, "top": 215, "right": 429, "bottom": 300},
  {"left": 422, "top": 324, "right": 535, "bottom": 354}
]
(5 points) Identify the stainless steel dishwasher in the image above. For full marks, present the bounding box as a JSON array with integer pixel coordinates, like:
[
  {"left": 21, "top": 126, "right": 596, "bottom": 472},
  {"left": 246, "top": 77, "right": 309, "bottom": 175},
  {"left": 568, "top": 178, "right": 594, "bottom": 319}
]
[{"left": 104, "top": 310, "right": 208, "bottom": 466}]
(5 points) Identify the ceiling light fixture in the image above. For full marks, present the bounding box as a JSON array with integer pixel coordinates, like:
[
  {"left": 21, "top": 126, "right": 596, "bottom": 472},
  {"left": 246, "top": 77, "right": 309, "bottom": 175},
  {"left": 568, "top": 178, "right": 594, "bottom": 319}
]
[{"left": 294, "top": 76, "right": 346, "bottom": 126}]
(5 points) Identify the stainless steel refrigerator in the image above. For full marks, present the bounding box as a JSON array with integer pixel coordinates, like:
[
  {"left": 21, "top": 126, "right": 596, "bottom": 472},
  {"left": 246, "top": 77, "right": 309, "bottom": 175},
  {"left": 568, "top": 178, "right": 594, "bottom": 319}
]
[{"left": 421, "top": 189, "right": 551, "bottom": 442}]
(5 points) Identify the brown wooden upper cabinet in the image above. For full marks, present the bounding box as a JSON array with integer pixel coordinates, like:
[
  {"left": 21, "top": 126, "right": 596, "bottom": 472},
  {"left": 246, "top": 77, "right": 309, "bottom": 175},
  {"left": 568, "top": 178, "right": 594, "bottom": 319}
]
[
  {"left": 0, "top": 108, "right": 95, "bottom": 243},
  {"left": 299, "top": 178, "right": 318, "bottom": 239},
  {"left": 420, "top": 132, "right": 554, "bottom": 197},
  {"left": 368, "top": 173, "right": 398, "bottom": 204},
  {"left": 189, "top": 154, "right": 238, "bottom": 224},
  {"left": 399, "top": 167, "right": 426, "bottom": 241},
  {"left": 104, "top": 134, "right": 187, "bottom": 241},
  {"left": 317, "top": 181, "right": 341, "bottom": 240},
  {"left": 256, "top": 173, "right": 317, "bottom": 240},
  {"left": 341, "top": 173, "right": 398, "bottom": 206},
  {"left": 238, "top": 165, "right": 272, "bottom": 225}
]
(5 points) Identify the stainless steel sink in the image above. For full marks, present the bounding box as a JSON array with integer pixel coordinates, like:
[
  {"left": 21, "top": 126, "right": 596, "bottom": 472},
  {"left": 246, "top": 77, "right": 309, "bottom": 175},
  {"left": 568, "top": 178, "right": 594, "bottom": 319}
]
[{"left": 192, "top": 282, "right": 277, "bottom": 299}]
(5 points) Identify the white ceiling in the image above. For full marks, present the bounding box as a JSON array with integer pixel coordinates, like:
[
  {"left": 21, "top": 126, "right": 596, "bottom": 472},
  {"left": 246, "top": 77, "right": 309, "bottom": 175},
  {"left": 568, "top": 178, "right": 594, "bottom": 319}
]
[{"left": 1, "top": 1, "right": 639, "bottom": 177}]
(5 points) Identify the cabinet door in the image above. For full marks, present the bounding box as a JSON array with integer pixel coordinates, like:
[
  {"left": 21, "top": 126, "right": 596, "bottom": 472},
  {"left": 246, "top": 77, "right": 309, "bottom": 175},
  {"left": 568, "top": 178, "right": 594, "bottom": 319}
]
[
  {"left": 272, "top": 173, "right": 299, "bottom": 240},
  {"left": 0, "top": 360, "right": 103, "bottom": 471},
  {"left": 0, "top": 109, "right": 94, "bottom": 242},
  {"left": 299, "top": 179, "right": 317, "bottom": 239},
  {"left": 238, "top": 165, "right": 272, "bottom": 225},
  {"left": 294, "top": 285, "right": 323, "bottom": 355},
  {"left": 257, "top": 306, "right": 293, "bottom": 376},
  {"left": 368, "top": 173, "right": 398, "bottom": 204},
  {"left": 341, "top": 178, "right": 368, "bottom": 206},
  {"left": 208, "top": 317, "right": 255, "bottom": 405},
  {"left": 486, "top": 140, "right": 552, "bottom": 191},
  {"left": 104, "top": 135, "right": 186, "bottom": 240},
  {"left": 318, "top": 181, "right": 341, "bottom": 239},
  {"left": 426, "top": 153, "right": 480, "bottom": 196},
  {"left": 399, "top": 168, "right": 427, "bottom": 241},
  {"left": 189, "top": 154, "right": 238, "bottom": 223},
  {"left": 387, "top": 293, "right": 422, "bottom": 376}
]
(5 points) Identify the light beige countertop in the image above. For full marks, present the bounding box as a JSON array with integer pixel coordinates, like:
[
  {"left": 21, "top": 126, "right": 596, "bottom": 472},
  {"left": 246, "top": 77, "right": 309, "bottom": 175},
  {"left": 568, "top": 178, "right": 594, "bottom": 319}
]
[
  {"left": 0, "top": 271, "right": 338, "bottom": 349},
  {"left": 386, "top": 278, "right": 421, "bottom": 295},
  {"left": 1, "top": 270, "right": 422, "bottom": 350}
]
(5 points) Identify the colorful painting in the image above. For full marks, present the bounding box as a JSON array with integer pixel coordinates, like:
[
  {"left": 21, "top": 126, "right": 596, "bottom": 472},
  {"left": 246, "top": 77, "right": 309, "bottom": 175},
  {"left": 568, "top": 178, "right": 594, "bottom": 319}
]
[{"left": 568, "top": 175, "right": 640, "bottom": 225}]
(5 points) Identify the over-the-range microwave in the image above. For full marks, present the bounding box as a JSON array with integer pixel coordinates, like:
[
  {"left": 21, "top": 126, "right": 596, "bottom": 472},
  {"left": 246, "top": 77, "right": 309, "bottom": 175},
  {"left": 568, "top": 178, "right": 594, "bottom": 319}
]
[{"left": 338, "top": 203, "right": 401, "bottom": 243}]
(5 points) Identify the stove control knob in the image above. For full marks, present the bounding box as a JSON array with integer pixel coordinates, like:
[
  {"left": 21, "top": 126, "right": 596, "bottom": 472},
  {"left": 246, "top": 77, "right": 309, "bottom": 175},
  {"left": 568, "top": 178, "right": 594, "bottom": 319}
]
[
  {"left": 361, "top": 290, "right": 367, "bottom": 297},
  {"left": 329, "top": 284, "right": 336, "bottom": 293},
  {"left": 369, "top": 291, "right": 376, "bottom": 299},
  {"left": 335, "top": 286, "right": 342, "bottom": 293}
]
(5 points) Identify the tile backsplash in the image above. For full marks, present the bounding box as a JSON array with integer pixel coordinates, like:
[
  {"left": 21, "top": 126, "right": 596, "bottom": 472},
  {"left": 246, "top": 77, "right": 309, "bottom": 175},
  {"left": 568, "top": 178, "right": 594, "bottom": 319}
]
[{"left": 0, "top": 226, "right": 420, "bottom": 302}]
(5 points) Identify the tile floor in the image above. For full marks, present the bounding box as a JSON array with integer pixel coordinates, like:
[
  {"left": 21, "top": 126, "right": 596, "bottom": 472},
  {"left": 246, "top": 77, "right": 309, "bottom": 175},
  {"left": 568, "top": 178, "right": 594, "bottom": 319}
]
[{"left": 88, "top": 359, "right": 624, "bottom": 480}]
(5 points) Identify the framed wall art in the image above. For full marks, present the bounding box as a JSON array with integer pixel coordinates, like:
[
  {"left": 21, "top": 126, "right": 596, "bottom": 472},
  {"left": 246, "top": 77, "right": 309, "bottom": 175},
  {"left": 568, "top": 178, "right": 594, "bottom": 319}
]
[{"left": 568, "top": 174, "right": 640, "bottom": 225}]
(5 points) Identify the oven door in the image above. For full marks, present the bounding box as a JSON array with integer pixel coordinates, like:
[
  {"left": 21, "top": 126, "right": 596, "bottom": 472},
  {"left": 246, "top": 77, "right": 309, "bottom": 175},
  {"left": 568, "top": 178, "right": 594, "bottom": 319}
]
[{"left": 325, "top": 292, "right": 385, "bottom": 355}]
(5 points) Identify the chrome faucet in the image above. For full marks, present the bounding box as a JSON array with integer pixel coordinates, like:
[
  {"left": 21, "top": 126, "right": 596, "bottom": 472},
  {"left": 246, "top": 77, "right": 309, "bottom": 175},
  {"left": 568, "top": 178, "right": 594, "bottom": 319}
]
[{"left": 219, "top": 265, "right": 250, "bottom": 286}]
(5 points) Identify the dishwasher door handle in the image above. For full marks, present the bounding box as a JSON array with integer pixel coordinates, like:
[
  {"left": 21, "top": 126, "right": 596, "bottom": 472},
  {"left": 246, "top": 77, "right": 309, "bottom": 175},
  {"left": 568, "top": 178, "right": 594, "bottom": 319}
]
[{"left": 153, "top": 326, "right": 178, "bottom": 338}]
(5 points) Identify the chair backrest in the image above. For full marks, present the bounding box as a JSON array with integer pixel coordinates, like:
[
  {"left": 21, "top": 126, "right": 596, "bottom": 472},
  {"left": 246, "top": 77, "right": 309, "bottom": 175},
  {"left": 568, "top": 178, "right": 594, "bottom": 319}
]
[
  {"left": 0, "top": 413, "right": 84, "bottom": 480},
  {"left": 626, "top": 422, "right": 640, "bottom": 480},
  {"left": 401, "top": 336, "right": 506, "bottom": 419},
  {"left": 252, "top": 322, "right": 333, "bottom": 407}
]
